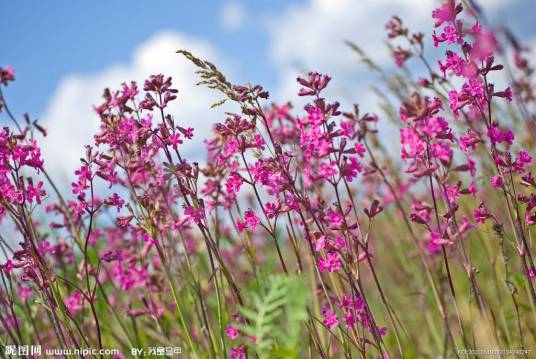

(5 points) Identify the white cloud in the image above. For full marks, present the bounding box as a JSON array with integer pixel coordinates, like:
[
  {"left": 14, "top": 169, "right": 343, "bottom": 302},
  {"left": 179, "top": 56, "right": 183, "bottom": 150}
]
[
  {"left": 220, "top": 1, "right": 246, "bottom": 31},
  {"left": 269, "top": 0, "right": 432, "bottom": 70},
  {"left": 266, "top": 0, "right": 524, "bottom": 106},
  {"left": 267, "top": 0, "right": 435, "bottom": 104},
  {"left": 40, "top": 31, "right": 234, "bottom": 186}
]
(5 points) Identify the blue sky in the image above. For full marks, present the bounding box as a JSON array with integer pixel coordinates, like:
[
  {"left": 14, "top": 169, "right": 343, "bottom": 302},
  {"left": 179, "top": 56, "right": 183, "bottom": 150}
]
[
  {"left": 2, "top": 0, "right": 534, "bottom": 117},
  {"left": 1, "top": 0, "right": 300, "bottom": 117},
  {"left": 1, "top": 0, "right": 535, "bottom": 179}
]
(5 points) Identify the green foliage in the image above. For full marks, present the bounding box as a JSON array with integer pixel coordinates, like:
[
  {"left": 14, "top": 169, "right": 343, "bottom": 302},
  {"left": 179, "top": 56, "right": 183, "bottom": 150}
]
[{"left": 237, "top": 274, "right": 308, "bottom": 358}]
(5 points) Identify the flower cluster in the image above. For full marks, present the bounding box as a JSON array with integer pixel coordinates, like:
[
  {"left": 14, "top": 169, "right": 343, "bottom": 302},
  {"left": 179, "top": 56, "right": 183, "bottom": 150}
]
[{"left": 0, "top": 1, "right": 535, "bottom": 357}]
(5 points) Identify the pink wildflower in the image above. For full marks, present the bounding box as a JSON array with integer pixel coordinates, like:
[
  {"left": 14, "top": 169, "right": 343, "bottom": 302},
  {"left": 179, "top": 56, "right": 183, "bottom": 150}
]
[
  {"left": 237, "top": 210, "right": 260, "bottom": 233},
  {"left": 26, "top": 181, "right": 46, "bottom": 205},
  {"left": 18, "top": 286, "right": 32, "bottom": 302},
  {"left": 230, "top": 346, "right": 246, "bottom": 359},
  {"left": 318, "top": 252, "right": 342, "bottom": 272},
  {"left": 490, "top": 176, "right": 503, "bottom": 188},
  {"left": 428, "top": 231, "right": 450, "bottom": 255},
  {"left": 321, "top": 306, "right": 339, "bottom": 330},
  {"left": 226, "top": 324, "right": 239, "bottom": 340},
  {"left": 64, "top": 291, "right": 85, "bottom": 316},
  {"left": 225, "top": 172, "right": 243, "bottom": 195},
  {"left": 473, "top": 202, "right": 492, "bottom": 224}
]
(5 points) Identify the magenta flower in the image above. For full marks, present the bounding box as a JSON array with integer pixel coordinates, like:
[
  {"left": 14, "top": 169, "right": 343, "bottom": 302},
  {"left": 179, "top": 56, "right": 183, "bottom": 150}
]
[
  {"left": 230, "top": 346, "right": 246, "bottom": 359},
  {"left": 490, "top": 176, "right": 503, "bottom": 188},
  {"left": 25, "top": 181, "right": 46, "bottom": 205},
  {"left": 18, "top": 286, "right": 32, "bottom": 302},
  {"left": 104, "top": 193, "right": 125, "bottom": 212},
  {"left": 427, "top": 231, "right": 450, "bottom": 255},
  {"left": 318, "top": 252, "right": 342, "bottom": 272},
  {"left": 432, "top": 0, "right": 462, "bottom": 28},
  {"left": 514, "top": 150, "right": 532, "bottom": 173},
  {"left": 340, "top": 157, "right": 362, "bottom": 182},
  {"left": 0, "top": 65, "right": 15, "bottom": 85},
  {"left": 245, "top": 210, "right": 261, "bottom": 229},
  {"left": 297, "top": 72, "right": 331, "bottom": 96},
  {"left": 166, "top": 132, "right": 183, "bottom": 149},
  {"left": 64, "top": 291, "right": 85, "bottom": 316},
  {"left": 471, "top": 29, "right": 497, "bottom": 61},
  {"left": 393, "top": 47, "right": 412, "bottom": 67},
  {"left": 488, "top": 124, "right": 514, "bottom": 146},
  {"left": 184, "top": 206, "right": 205, "bottom": 224},
  {"left": 314, "top": 235, "right": 327, "bottom": 252},
  {"left": 225, "top": 172, "right": 243, "bottom": 195},
  {"left": 264, "top": 202, "right": 278, "bottom": 219},
  {"left": 438, "top": 51, "right": 465, "bottom": 77},
  {"left": 354, "top": 143, "right": 366, "bottom": 158},
  {"left": 529, "top": 267, "right": 536, "bottom": 281},
  {"left": 445, "top": 184, "right": 461, "bottom": 204},
  {"left": 321, "top": 305, "right": 339, "bottom": 330},
  {"left": 236, "top": 209, "right": 261, "bottom": 233},
  {"left": 226, "top": 324, "right": 239, "bottom": 340},
  {"left": 75, "top": 164, "right": 92, "bottom": 182},
  {"left": 326, "top": 210, "right": 344, "bottom": 227},
  {"left": 473, "top": 202, "right": 492, "bottom": 224}
]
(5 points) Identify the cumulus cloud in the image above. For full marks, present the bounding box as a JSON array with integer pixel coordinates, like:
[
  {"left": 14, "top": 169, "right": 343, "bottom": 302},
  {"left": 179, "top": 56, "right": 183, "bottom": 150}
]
[
  {"left": 269, "top": 0, "right": 427, "bottom": 71},
  {"left": 266, "top": 0, "right": 427, "bottom": 117},
  {"left": 40, "top": 31, "right": 234, "bottom": 186},
  {"left": 266, "top": 0, "right": 523, "bottom": 105},
  {"left": 220, "top": 1, "right": 246, "bottom": 31}
]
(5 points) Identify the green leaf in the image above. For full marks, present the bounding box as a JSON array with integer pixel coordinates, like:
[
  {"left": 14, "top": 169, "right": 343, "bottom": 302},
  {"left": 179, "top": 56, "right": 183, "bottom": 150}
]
[{"left": 236, "top": 274, "right": 309, "bottom": 359}]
